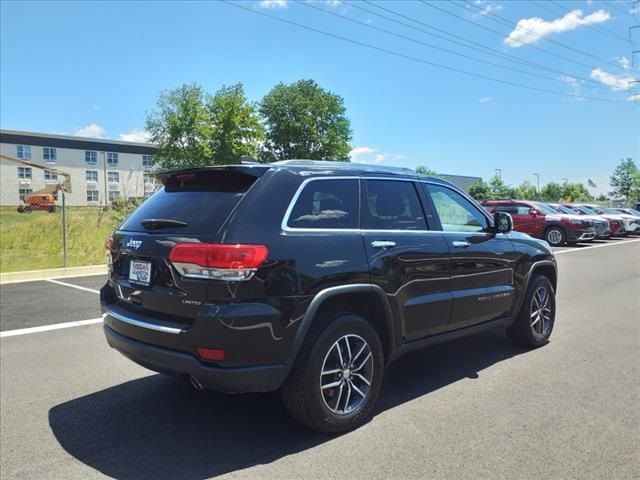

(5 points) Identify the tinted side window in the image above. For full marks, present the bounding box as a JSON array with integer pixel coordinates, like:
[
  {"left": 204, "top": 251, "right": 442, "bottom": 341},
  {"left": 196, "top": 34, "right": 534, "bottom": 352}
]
[
  {"left": 426, "top": 184, "right": 488, "bottom": 232},
  {"left": 363, "top": 180, "right": 426, "bottom": 230},
  {"left": 287, "top": 179, "right": 358, "bottom": 229}
]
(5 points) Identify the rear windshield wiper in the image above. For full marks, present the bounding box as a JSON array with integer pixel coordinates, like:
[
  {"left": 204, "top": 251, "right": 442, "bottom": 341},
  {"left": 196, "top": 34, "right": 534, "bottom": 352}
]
[{"left": 141, "top": 218, "right": 188, "bottom": 230}]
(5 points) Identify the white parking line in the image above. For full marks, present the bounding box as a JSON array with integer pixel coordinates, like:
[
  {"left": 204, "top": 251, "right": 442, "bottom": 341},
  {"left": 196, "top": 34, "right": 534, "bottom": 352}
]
[
  {"left": 554, "top": 237, "right": 640, "bottom": 254},
  {"left": 0, "top": 317, "right": 103, "bottom": 338},
  {"left": 46, "top": 278, "right": 100, "bottom": 294}
]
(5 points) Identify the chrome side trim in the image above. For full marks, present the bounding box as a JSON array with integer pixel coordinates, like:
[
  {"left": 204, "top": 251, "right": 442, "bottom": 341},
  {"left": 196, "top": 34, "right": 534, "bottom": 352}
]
[
  {"left": 281, "top": 176, "right": 493, "bottom": 233},
  {"left": 104, "top": 306, "right": 185, "bottom": 334}
]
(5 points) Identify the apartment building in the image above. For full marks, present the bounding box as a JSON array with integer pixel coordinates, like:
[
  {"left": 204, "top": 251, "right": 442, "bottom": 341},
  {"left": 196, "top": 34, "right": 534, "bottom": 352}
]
[{"left": 0, "top": 129, "right": 158, "bottom": 206}]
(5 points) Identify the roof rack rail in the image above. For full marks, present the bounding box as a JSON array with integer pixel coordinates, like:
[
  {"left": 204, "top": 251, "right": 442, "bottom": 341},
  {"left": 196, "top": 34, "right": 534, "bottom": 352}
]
[{"left": 271, "top": 159, "right": 415, "bottom": 174}]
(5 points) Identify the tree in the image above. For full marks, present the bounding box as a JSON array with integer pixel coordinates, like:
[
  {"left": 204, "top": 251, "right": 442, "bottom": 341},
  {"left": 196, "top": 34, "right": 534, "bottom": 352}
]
[
  {"left": 207, "top": 84, "right": 264, "bottom": 165},
  {"left": 146, "top": 83, "right": 213, "bottom": 170},
  {"left": 488, "top": 175, "right": 515, "bottom": 199},
  {"left": 563, "top": 182, "right": 593, "bottom": 202},
  {"left": 146, "top": 82, "right": 263, "bottom": 170},
  {"left": 539, "top": 182, "right": 565, "bottom": 201},
  {"left": 513, "top": 181, "right": 538, "bottom": 200},
  {"left": 259, "top": 79, "right": 352, "bottom": 162},
  {"left": 468, "top": 180, "right": 492, "bottom": 200},
  {"left": 415, "top": 166, "right": 437, "bottom": 175},
  {"left": 610, "top": 157, "right": 639, "bottom": 202}
]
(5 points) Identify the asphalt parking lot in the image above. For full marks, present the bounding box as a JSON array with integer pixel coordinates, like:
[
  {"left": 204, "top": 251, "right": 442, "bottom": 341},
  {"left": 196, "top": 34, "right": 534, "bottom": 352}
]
[{"left": 1, "top": 237, "right": 639, "bottom": 479}]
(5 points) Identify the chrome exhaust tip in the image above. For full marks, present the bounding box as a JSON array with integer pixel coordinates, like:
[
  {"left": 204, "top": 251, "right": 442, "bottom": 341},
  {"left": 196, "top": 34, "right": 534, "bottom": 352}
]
[{"left": 190, "top": 376, "right": 204, "bottom": 391}]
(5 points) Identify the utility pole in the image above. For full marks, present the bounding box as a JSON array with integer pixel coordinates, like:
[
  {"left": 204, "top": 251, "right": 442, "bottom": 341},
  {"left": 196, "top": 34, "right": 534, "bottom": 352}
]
[
  {"left": 494, "top": 168, "right": 502, "bottom": 179},
  {"left": 533, "top": 173, "right": 540, "bottom": 193}
]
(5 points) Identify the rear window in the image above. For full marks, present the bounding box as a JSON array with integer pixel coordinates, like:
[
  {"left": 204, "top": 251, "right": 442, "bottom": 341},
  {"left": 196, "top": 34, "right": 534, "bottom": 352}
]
[{"left": 120, "top": 170, "right": 258, "bottom": 233}]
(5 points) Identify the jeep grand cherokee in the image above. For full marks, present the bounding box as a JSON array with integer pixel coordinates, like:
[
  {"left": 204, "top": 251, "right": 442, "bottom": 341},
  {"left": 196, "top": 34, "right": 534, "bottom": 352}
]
[{"left": 101, "top": 160, "right": 558, "bottom": 433}]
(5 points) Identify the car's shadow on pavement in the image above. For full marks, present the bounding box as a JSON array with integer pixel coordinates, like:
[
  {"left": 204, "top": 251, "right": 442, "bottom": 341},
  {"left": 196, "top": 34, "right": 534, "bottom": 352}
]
[{"left": 49, "top": 329, "right": 525, "bottom": 480}]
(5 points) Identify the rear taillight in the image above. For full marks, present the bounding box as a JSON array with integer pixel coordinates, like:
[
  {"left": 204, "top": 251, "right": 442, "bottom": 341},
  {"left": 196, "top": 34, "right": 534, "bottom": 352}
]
[
  {"left": 168, "top": 243, "right": 268, "bottom": 281},
  {"left": 105, "top": 236, "right": 115, "bottom": 267}
]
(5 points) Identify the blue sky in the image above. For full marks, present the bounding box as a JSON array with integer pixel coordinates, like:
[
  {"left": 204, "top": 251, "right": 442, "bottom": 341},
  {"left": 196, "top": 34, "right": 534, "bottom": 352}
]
[{"left": 1, "top": 0, "right": 638, "bottom": 194}]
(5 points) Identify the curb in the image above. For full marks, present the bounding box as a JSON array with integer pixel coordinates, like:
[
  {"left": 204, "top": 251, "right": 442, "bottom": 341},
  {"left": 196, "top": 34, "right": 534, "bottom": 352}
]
[{"left": 0, "top": 264, "right": 107, "bottom": 284}]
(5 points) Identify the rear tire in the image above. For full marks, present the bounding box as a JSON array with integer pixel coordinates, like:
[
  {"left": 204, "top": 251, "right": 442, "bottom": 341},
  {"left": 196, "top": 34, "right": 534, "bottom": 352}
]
[
  {"left": 282, "top": 313, "right": 384, "bottom": 433},
  {"left": 544, "top": 226, "right": 566, "bottom": 246},
  {"left": 507, "top": 275, "right": 555, "bottom": 348}
]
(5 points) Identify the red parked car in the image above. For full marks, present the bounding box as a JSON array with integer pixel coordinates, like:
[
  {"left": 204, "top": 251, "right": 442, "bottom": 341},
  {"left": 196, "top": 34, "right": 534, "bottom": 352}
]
[{"left": 482, "top": 200, "right": 596, "bottom": 246}]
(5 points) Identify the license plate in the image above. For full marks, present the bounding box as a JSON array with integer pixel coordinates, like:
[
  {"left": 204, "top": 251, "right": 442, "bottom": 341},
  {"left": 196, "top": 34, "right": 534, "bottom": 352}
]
[{"left": 129, "top": 260, "right": 152, "bottom": 286}]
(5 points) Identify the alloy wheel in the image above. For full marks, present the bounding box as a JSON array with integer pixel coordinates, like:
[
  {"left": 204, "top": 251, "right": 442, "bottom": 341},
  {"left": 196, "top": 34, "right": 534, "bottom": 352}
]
[
  {"left": 320, "top": 334, "right": 373, "bottom": 415},
  {"left": 530, "top": 286, "right": 552, "bottom": 337},
  {"left": 547, "top": 229, "right": 563, "bottom": 245}
]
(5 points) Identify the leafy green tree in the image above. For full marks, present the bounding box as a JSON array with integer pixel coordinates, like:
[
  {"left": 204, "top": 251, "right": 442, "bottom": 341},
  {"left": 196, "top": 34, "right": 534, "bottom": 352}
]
[
  {"left": 259, "top": 79, "right": 352, "bottom": 162},
  {"left": 488, "top": 175, "right": 515, "bottom": 199},
  {"left": 146, "top": 83, "right": 213, "bottom": 170},
  {"left": 513, "top": 181, "right": 538, "bottom": 200},
  {"left": 415, "top": 166, "right": 437, "bottom": 175},
  {"left": 207, "top": 83, "right": 264, "bottom": 165},
  {"left": 540, "top": 182, "right": 565, "bottom": 201},
  {"left": 146, "top": 82, "right": 263, "bottom": 170},
  {"left": 596, "top": 194, "right": 609, "bottom": 202},
  {"left": 610, "top": 157, "right": 639, "bottom": 202},
  {"left": 563, "top": 183, "right": 593, "bottom": 202},
  {"left": 468, "top": 180, "right": 492, "bottom": 200}
]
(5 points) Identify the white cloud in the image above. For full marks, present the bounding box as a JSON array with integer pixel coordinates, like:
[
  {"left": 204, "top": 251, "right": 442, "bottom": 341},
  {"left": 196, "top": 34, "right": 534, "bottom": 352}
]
[
  {"left": 504, "top": 9, "right": 611, "bottom": 47},
  {"left": 627, "top": 94, "right": 640, "bottom": 102},
  {"left": 74, "top": 123, "right": 107, "bottom": 138},
  {"left": 618, "top": 56, "right": 631, "bottom": 70},
  {"left": 350, "top": 146, "right": 403, "bottom": 165},
  {"left": 326, "top": 0, "right": 341, "bottom": 5},
  {"left": 473, "top": 3, "right": 503, "bottom": 18},
  {"left": 118, "top": 129, "right": 150, "bottom": 143},
  {"left": 479, "top": 96, "right": 493, "bottom": 103},
  {"left": 558, "top": 75, "right": 585, "bottom": 99},
  {"left": 258, "top": 0, "right": 287, "bottom": 8},
  {"left": 590, "top": 68, "right": 636, "bottom": 91},
  {"left": 350, "top": 146, "right": 376, "bottom": 161}
]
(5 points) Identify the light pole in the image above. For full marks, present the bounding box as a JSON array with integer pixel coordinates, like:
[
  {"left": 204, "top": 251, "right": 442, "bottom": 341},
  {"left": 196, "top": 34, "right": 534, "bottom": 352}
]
[
  {"left": 101, "top": 151, "right": 108, "bottom": 209},
  {"left": 533, "top": 173, "right": 540, "bottom": 193},
  {"left": 495, "top": 168, "right": 502, "bottom": 179}
]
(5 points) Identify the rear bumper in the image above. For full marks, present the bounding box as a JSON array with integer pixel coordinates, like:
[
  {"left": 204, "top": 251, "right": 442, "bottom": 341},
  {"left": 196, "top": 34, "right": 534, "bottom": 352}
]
[{"left": 103, "top": 323, "right": 288, "bottom": 394}]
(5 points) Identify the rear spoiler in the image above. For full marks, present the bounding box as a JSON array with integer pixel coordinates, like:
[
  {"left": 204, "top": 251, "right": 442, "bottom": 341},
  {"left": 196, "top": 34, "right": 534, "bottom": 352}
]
[{"left": 157, "top": 165, "right": 271, "bottom": 185}]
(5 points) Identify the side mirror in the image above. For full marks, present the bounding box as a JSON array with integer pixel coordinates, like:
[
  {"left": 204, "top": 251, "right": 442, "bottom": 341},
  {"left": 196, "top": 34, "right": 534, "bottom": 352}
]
[{"left": 494, "top": 211, "right": 513, "bottom": 233}]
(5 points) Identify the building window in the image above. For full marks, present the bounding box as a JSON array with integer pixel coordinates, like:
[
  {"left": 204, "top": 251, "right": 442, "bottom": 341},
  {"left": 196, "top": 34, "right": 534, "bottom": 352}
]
[
  {"left": 19, "top": 188, "right": 33, "bottom": 201},
  {"left": 108, "top": 191, "right": 120, "bottom": 202},
  {"left": 43, "top": 147, "right": 57, "bottom": 162},
  {"left": 44, "top": 170, "right": 58, "bottom": 181},
  {"left": 106, "top": 152, "right": 118, "bottom": 165},
  {"left": 18, "top": 167, "right": 32, "bottom": 179},
  {"left": 17, "top": 145, "right": 32, "bottom": 159},
  {"left": 85, "top": 151, "right": 97, "bottom": 164},
  {"left": 107, "top": 171, "right": 120, "bottom": 183},
  {"left": 87, "top": 190, "right": 99, "bottom": 202},
  {"left": 142, "top": 155, "right": 152, "bottom": 168},
  {"left": 86, "top": 170, "right": 98, "bottom": 182}
]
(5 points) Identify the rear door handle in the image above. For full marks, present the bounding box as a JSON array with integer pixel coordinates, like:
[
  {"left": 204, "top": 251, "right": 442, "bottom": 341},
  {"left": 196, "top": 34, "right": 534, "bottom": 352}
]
[
  {"left": 371, "top": 240, "right": 396, "bottom": 249},
  {"left": 452, "top": 241, "right": 470, "bottom": 248}
]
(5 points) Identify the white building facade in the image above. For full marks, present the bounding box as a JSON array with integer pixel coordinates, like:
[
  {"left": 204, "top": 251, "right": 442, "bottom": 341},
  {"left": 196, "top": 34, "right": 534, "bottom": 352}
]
[{"left": 0, "top": 130, "right": 158, "bottom": 206}]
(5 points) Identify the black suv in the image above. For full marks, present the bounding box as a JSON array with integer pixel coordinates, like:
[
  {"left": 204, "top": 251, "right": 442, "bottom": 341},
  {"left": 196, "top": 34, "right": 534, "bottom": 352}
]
[{"left": 101, "top": 161, "right": 557, "bottom": 433}]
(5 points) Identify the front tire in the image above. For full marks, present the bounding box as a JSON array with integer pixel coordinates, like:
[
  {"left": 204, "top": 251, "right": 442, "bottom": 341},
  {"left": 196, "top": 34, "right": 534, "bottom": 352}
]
[
  {"left": 282, "top": 313, "right": 384, "bottom": 433},
  {"left": 544, "top": 226, "right": 566, "bottom": 246},
  {"left": 507, "top": 275, "right": 556, "bottom": 348}
]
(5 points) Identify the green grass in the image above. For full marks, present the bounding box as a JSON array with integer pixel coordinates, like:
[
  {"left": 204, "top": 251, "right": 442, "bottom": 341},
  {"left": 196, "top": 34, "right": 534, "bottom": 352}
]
[{"left": 0, "top": 207, "right": 121, "bottom": 272}]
